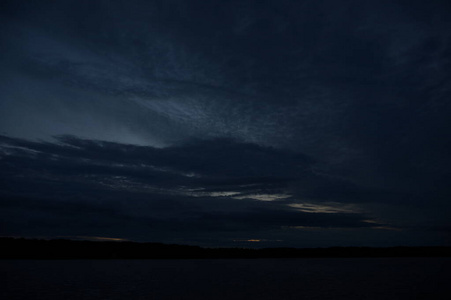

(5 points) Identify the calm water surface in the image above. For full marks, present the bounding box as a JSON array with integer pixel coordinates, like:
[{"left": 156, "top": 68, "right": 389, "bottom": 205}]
[{"left": 2, "top": 258, "right": 451, "bottom": 300}]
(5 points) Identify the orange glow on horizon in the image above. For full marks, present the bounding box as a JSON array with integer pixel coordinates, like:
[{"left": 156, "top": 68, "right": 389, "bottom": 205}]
[{"left": 75, "top": 236, "right": 128, "bottom": 242}]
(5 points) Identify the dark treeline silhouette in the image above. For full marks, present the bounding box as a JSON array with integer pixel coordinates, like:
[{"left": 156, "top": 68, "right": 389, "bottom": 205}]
[{"left": 1, "top": 238, "right": 450, "bottom": 259}]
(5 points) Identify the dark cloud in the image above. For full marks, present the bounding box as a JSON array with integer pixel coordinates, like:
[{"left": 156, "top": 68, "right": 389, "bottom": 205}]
[
  {"left": 1, "top": 135, "right": 449, "bottom": 246},
  {"left": 1, "top": 0, "right": 450, "bottom": 246},
  {"left": 0, "top": 136, "right": 374, "bottom": 238}
]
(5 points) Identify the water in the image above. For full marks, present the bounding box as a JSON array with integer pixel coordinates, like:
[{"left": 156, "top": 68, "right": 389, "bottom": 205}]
[{"left": 2, "top": 258, "right": 450, "bottom": 300}]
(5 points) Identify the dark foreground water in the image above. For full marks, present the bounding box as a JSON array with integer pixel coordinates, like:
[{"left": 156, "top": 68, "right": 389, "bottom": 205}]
[{"left": 2, "top": 258, "right": 451, "bottom": 300}]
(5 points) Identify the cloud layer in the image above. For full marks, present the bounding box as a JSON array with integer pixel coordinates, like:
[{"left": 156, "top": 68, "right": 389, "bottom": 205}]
[{"left": 1, "top": 0, "right": 450, "bottom": 246}]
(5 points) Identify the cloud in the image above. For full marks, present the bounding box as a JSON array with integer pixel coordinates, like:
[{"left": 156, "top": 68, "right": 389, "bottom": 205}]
[
  {"left": 0, "top": 135, "right": 390, "bottom": 243},
  {"left": 1, "top": 0, "right": 450, "bottom": 246}
]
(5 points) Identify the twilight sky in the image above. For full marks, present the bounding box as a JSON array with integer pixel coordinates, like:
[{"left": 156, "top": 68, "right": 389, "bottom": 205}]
[{"left": 1, "top": 0, "right": 450, "bottom": 247}]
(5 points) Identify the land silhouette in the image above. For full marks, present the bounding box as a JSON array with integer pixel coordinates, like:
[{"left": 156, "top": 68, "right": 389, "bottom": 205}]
[{"left": 1, "top": 238, "right": 450, "bottom": 259}]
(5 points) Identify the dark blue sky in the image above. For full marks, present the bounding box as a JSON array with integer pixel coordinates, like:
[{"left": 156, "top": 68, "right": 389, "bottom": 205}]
[{"left": 1, "top": 0, "right": 450, "bottom": 247}]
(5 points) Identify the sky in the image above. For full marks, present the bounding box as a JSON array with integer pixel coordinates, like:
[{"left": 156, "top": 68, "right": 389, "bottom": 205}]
[{"left": 1, "top": 0, "right": 450, "bottom": 248}]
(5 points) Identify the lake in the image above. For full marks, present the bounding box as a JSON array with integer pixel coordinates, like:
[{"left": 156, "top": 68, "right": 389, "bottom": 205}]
[{"left": 2, "top": 258, "right": 450, "bottom": 299}]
